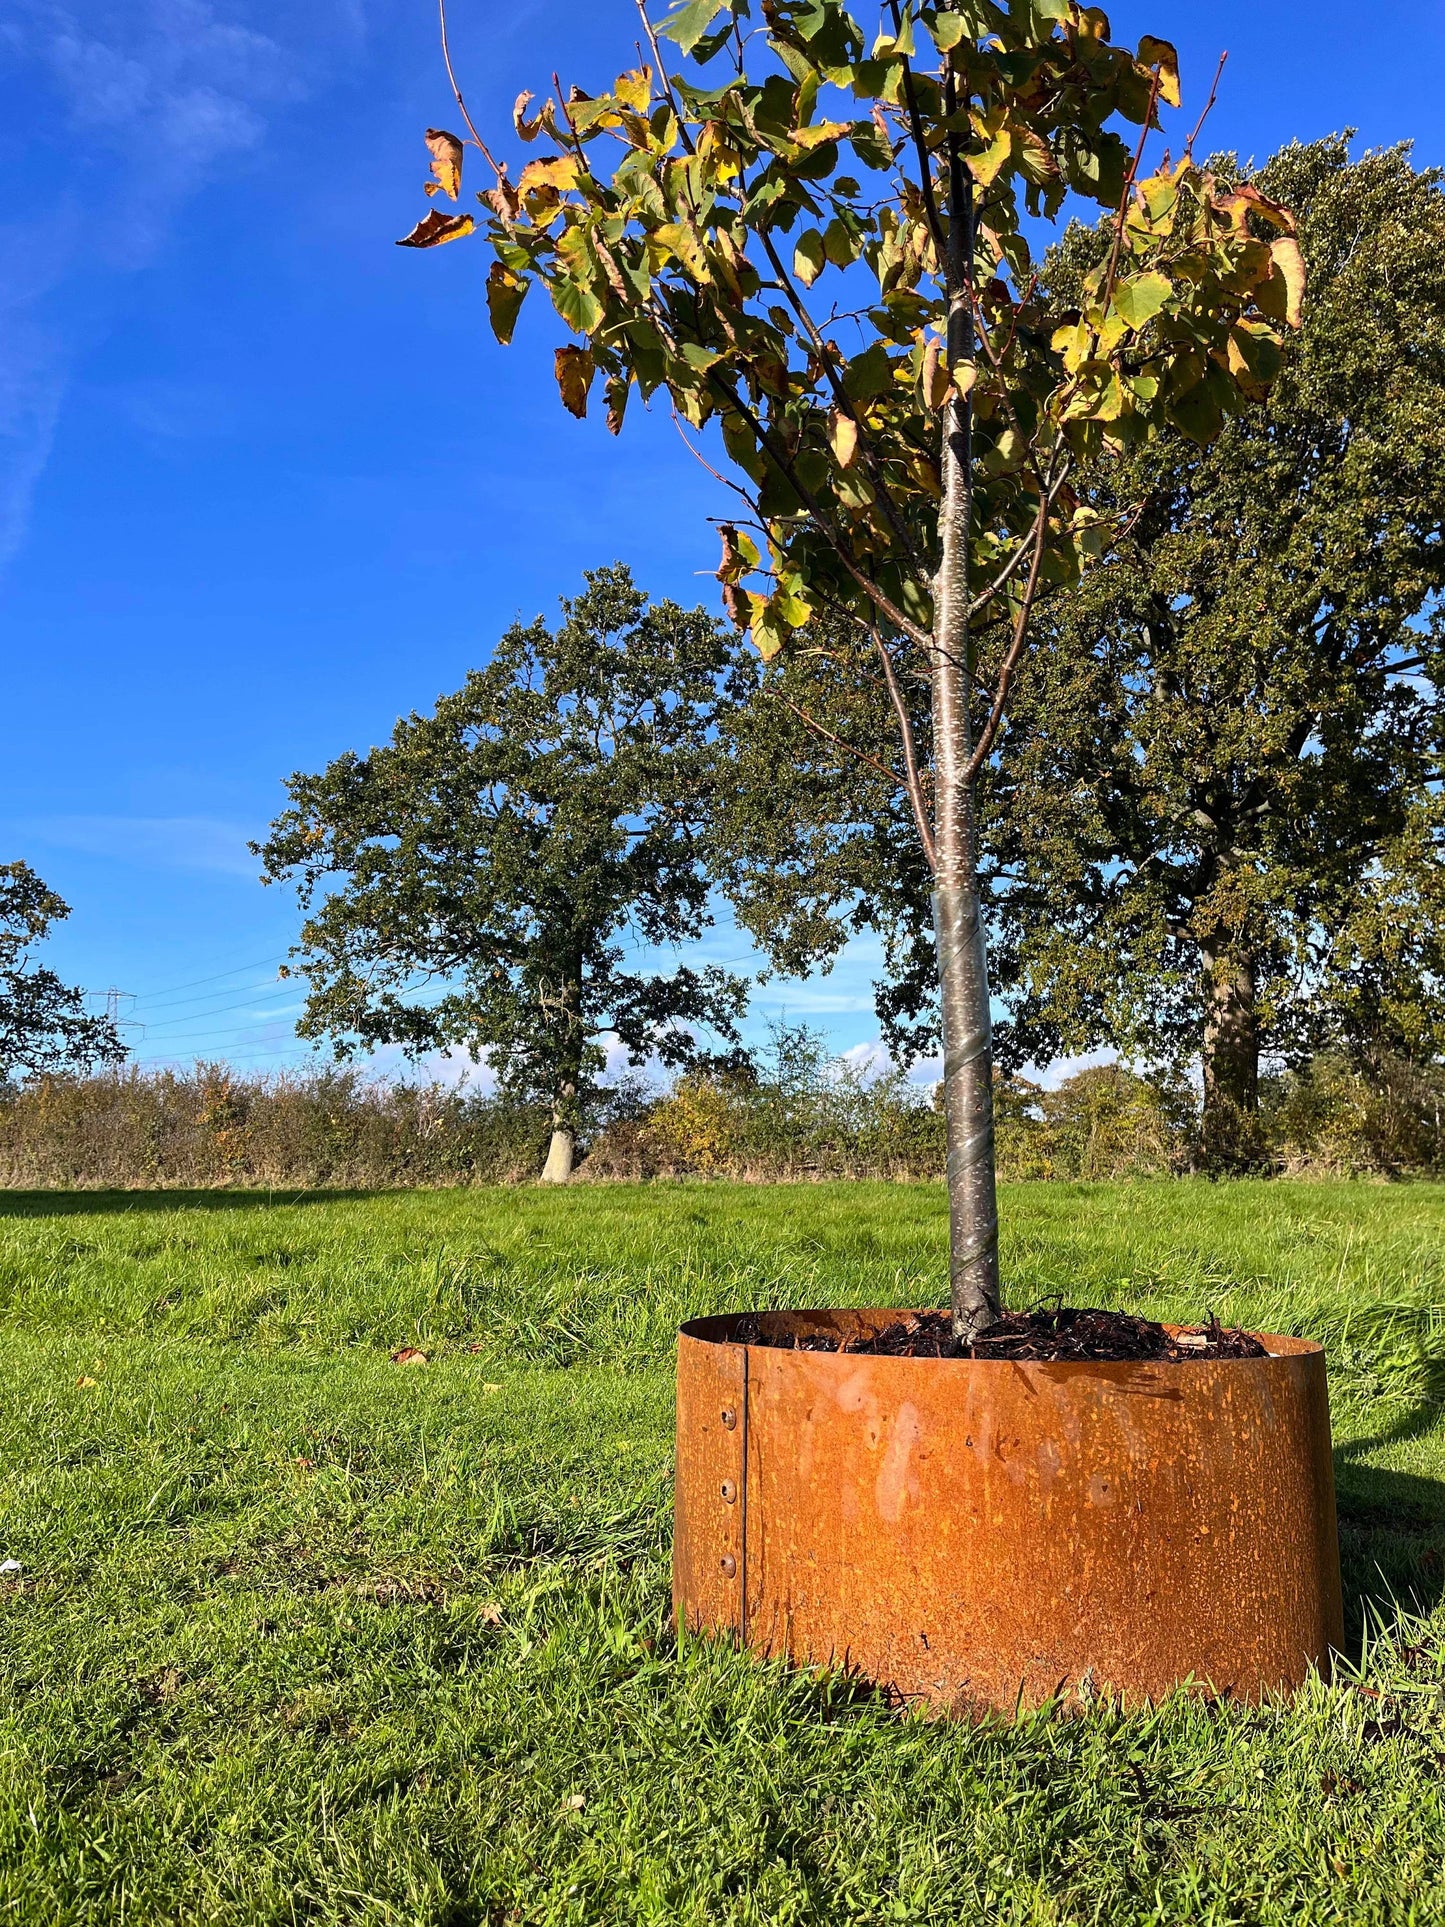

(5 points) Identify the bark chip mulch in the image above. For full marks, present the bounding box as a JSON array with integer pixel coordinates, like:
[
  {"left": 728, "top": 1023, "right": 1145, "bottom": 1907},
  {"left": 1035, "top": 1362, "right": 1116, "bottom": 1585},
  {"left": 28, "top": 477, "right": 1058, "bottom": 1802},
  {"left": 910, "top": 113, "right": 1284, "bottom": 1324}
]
[{"left": 736, "top": 1306, "right": 1268, "bottom": 1363}]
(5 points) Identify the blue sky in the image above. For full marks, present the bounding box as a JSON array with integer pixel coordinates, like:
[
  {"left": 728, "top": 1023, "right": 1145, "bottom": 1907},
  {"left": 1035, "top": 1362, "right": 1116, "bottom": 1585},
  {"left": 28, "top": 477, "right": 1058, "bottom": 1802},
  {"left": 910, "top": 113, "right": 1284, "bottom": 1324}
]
[{"left": 3, "top": 0, "right": 1442, "bottom": 1083}]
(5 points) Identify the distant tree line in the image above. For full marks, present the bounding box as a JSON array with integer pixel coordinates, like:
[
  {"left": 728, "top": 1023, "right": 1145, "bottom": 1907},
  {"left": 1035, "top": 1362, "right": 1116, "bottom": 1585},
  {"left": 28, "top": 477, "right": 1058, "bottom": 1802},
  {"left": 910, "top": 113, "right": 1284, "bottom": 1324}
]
[
  {"left": 7, "top": 138, "right": 1444, "bottom": 1184},
  {"left": 5, "top": 1038, "right": 1445, "bottom": 1188}
]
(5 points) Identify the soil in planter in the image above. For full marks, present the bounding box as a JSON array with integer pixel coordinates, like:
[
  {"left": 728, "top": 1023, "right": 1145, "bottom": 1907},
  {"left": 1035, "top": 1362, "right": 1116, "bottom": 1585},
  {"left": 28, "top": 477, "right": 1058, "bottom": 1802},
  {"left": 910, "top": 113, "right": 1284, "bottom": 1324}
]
[{"left": 736, "top": 1307, "right": 1268, "bottom": 1363}]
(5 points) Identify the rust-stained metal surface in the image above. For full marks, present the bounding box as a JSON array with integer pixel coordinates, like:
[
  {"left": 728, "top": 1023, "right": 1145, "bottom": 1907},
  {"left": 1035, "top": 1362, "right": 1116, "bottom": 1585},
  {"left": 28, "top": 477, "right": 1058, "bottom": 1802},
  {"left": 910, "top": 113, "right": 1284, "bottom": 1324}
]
[
  {"left": 672, "top": 1333, "right": 748, "bottom": 1639},
  {"left": 673, "top": 1309, "right": 1343, "bottom": 1711}
]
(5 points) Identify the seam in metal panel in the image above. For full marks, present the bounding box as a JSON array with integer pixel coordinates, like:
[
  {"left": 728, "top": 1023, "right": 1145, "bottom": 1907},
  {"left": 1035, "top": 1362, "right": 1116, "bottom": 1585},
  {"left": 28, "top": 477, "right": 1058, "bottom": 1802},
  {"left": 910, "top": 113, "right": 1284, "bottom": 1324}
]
[{"left": 739, "top": 1345, "right": 750, "bottom": 1643}]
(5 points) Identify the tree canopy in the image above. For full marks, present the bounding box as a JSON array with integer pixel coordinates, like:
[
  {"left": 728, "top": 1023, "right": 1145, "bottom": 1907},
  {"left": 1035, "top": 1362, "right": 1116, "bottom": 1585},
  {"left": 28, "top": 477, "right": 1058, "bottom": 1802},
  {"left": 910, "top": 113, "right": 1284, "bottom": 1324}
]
[
  {"left": 257, "top": 566, "right": 748, "bottom": 1180},
  {"left": 713, "top": 138, "right": 1443, "bottom": 1171},
  {"left": 0, "top": 864, "right": 126, "bottom": 1083},
  {"left": 985, "top": 136, "right": 1445, "bottom": 1165},
  {"left": 399, "top": 0, "right": 1291, "bottom": 1326}
]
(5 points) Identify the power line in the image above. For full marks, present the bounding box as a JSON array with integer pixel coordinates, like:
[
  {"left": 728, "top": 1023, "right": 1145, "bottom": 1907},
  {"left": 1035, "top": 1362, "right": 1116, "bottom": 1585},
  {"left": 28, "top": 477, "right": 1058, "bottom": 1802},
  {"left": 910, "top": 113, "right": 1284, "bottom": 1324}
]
[
  {"left": 127, "top": 973, "right": 290, "bottom": 1016},
  {"left": 123, "top": 953, "right": 290, "bottom": 1001}
]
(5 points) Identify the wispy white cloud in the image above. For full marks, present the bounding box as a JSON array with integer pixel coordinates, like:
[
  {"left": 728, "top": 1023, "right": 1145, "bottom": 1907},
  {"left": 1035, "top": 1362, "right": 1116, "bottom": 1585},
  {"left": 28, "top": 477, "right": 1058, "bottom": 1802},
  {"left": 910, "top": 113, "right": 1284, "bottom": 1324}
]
[
  {"left": 15, "top": 812, "right": 259, "bottom": 874},
  {"left": 0, "top": 0, "right": 351, "bottom": 571}
]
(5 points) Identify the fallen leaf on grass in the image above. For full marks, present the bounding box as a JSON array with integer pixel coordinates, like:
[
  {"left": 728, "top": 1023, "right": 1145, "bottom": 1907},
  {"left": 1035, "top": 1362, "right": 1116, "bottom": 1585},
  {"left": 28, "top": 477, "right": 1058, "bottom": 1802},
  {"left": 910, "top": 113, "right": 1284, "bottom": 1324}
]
[
  {"left": 481, "top": 1382, "right": 502, "bottom": 1395},
  {"left": 391, "top": 1348, "right": 428, "bottom": 1366},
  {"left": 76, "top": 1375, "right": 99, "bottom": 1389},
  {"left": 563, "top": 1792, "right": 586, "bottom": 1811},
  {"left": 479, "top": 1601, "right": 503, "bottom": 1625}
]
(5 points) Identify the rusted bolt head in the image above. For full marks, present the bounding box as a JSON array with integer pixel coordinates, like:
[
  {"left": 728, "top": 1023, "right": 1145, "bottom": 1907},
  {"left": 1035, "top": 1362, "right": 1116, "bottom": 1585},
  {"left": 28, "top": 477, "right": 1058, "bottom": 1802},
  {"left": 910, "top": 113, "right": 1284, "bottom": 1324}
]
[
  {"left": 719, "top": 1553, "right": 737, "bottom": 1578},
  {"left": 720, "top": 1407, "right": 737, "bottom": 1430},
  {"left": 720, "top": 1478, "right": 738, "bottom": 1504}
]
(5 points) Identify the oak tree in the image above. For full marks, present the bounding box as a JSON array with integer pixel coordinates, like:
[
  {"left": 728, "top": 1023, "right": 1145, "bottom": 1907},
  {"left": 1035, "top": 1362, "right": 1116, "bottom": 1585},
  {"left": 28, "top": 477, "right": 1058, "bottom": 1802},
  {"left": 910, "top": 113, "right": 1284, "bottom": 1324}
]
[
  {"left": 257, "top": 567, "right": 748, "bottom": 1181},
  {"left": 400, "top": 0, "right": 1294, "bottom": 1332},
  {"left": 983, "top": 137, "right": 1445, "bottom": 1168},
  {"left": 0, "top": 864, "right": 127, "bottom": 1082}
]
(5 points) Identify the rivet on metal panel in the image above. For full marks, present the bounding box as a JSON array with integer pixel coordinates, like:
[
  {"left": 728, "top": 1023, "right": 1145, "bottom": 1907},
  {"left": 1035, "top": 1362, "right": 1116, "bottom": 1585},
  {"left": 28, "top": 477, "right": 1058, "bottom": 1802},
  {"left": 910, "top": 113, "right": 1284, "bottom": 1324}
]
[
  {"left": 720, "top": 1407, "right": 737, "bottom": 1430},
  {"left": 720, "top": 1478, "right": 738, "bottom": 1504},
  {"left": 720, "top": 1554, "right": 737, "bottom": 1578}
]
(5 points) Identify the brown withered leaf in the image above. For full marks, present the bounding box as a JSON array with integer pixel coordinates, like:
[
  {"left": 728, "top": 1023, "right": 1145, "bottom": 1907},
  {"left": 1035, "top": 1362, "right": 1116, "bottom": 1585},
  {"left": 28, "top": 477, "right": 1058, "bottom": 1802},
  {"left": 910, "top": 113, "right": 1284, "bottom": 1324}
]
[
  {"left": 424, "top": 128, "right": 464, "bottom": 201},
  {"left": 480, "top": 175, "right": 522, "bottom": 224},
  {"left": 396, "top": 210, "right": 475, "bottom": 250},
  {"left": 514, "top": 90, "right": 555, "bottom": 142},
  {"left": 390, "top": 1347, "right": 429, "bottom": 1366},
  {"left": 554, "top": 345, "right": 595, "bottom": 418}
]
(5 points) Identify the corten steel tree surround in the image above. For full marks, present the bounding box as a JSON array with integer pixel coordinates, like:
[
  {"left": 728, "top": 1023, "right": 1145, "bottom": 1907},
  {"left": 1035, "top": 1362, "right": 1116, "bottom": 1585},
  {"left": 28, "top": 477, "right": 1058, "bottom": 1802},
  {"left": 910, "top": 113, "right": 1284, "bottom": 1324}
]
[{"left": 675, "top": 1312, "right": 1343, "bottom": 1710}]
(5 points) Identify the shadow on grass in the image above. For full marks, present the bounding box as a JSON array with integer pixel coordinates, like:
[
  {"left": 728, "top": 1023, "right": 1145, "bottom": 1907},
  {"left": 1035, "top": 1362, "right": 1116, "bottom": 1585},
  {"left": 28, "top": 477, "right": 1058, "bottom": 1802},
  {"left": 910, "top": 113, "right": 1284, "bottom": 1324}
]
[
  {"left": 0, "top": 1188, "right": 394, "bottom": 1217},
  {"left": 1335, "top": 1395, "right": 1445, "bottom": 1645}
]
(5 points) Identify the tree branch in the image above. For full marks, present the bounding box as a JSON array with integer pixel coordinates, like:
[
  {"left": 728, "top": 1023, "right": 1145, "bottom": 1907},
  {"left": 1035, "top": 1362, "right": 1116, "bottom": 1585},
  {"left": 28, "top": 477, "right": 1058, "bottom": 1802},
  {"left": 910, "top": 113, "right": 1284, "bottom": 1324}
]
[
  {"left": 437, "top": 0, "right": 506, "bottom": 176},
  {"left": 755, "top": 229, "right": 931, "bottom": 579},
  {"left": 874, "top": 625, "right": 937, "bottom": 870},
  {"left": 709, "top": 373, "right": 936, "bottom": 652},
  {"left": 1099, "top": 66, "right": 1163, "bottom": 316},
  {"left": 769, "top": 688, "right": 907, "bottom": 798},
  {"left": 886, "top": 0, "right": 949, "bottom": 269},
  {"left": 1184, "top": 51, "right": 1228, "bottom": 159},
  {"left": 963, "top": 476, "right": 1057, "bottom": 786},
  {"left": 633, "top": 0, "right": 698, "bottom": 156}
]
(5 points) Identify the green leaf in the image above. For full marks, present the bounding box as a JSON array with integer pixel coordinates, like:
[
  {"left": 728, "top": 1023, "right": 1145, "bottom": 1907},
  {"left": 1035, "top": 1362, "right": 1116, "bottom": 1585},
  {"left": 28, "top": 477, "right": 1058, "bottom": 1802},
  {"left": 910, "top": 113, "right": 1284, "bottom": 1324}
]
[
  {"left": 659, "top": 0, "right": 729, "bottom": 55},
  {"left": 1112, "top": 270, "right": 1172, "bottom": 332},
  {"left": 823, "top": 217, "right": 856, "bottom": 267},
  {"left": 551, "top": 276, "right": 604, "bottom": 336},
  {"left": 842, "top": 342, "right": 896, "bottom": 401},
  {"left": 793, "top": 229, "right": 827, "bottom": 287}
]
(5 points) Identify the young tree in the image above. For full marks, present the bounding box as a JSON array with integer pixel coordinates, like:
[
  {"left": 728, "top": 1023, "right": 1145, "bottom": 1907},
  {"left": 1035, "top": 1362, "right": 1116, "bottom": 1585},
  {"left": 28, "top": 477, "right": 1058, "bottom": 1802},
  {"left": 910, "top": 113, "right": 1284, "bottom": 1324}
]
[
  {"left": 977, "top": 138, "right": 1445, "bottom": 1168},
  {"left": 400, "top": 1, "right": 1295, "bottom": 1332},
  {"left": 257, "top": 567, "right": 748, "bottom": 1181},
  {"left": 0, "top": 864, "right": 127, "bottom": 1081}
]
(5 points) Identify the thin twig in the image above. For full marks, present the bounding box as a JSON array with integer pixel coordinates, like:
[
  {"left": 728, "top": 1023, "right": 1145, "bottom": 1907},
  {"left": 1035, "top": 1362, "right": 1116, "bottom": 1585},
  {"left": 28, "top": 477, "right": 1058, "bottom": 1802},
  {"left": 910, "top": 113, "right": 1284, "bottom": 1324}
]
[
  {"left": 708, "top": 374, "right": 936, "bottom": 652},
  {"left": 771, "top": 690, "right": 905, "bottom": 795},
  {"left": 670, "top": 408, "right": 757, "bottom": 508},
  {"left": 1184, "top": 52, "right": 1228, "bottom": 159},
  {"left": 1099, "top": 65, "right": 1163, "bottom": 315},
  {"left": 886, "top": 0, "right": 949, "bottom": 268},
  {"left": 756, "top": 230, "right": 930, "bottom": 579},
  {"left": 874, "top": 625, "right": 937, "bottom": 869},
  {"left": 633, "top": 0, "right": 698, "bottom": 156},
  {"left": 963, "top": 498, "right": 1052, "bottom": 786},
  {"left": 438, "top": 0, "right": 505, "bottom": 175}
]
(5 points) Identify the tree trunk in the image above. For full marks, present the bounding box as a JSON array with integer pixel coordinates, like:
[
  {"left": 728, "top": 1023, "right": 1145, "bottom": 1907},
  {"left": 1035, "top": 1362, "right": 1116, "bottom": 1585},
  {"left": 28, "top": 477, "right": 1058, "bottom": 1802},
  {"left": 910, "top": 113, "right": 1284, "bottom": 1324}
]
[
  {"left": 539, "top": 971, "right": 584, "bottom": 1184},
  {"left": 934, "top": 78, "right": 1001, "bottom": 1343},
  {"left": 1200, "top": 938, "right": 1260, "bottom": 1171},
  {"left": 540, "top": 1124, "right": 575, "bottom": 1183}
]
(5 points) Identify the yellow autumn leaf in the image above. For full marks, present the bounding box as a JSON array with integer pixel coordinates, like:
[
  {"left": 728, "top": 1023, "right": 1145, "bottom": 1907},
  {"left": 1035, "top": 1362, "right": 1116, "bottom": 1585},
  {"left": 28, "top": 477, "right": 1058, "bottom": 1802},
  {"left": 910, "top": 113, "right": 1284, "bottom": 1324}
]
[
  {"left": 1269, "top": 236, "right": 1306, "bottom": 329},
  {"left": 518, "top": 156, "right": 579, "bottom": 197},
  {"left": 829, "top": 410, "right": 859, "bottom": 468},
  {"left": 1137, "top": 36, "right": 1181, "bottom": 109},
  {"left": 396, "top": 210, "right": 475, "bottom": 249}
]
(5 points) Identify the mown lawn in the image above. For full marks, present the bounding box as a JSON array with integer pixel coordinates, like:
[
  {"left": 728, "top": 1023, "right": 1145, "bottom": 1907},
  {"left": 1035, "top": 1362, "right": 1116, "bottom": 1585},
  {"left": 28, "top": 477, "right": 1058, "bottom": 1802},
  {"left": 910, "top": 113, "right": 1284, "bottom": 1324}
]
[{"left": 1, "top": 1178, "right": 1444, "bottom": 1924}]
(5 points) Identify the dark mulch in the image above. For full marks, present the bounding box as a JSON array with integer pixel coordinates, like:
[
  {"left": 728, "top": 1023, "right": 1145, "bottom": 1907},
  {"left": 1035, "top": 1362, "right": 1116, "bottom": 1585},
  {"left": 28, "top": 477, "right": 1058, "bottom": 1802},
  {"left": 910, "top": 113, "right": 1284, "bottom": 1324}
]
[{"left": 736, "top": 1306, "right": 1268, "bottom": 1363}]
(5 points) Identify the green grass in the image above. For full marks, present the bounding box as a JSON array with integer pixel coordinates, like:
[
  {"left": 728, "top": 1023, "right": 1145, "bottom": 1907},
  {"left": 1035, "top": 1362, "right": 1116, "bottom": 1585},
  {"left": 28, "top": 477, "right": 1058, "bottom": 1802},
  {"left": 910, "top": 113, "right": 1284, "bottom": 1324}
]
[{"left": 1, "top": 1178, "right": 1444, "bottom": 1924}]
